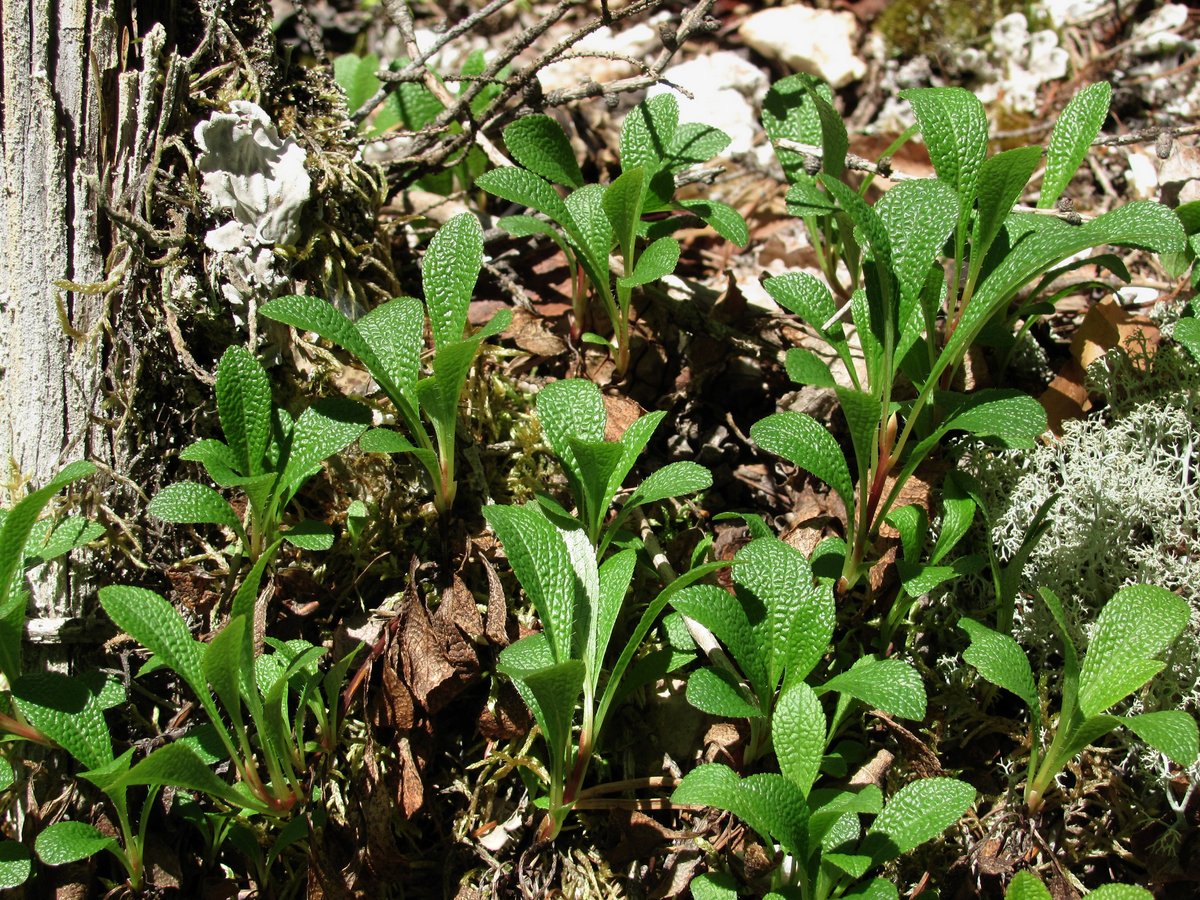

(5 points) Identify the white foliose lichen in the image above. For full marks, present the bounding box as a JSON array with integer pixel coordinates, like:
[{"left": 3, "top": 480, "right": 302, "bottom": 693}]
[
  {"left": 961, "top": 342, "right": 1200, "bottom": 786},
  {"left": 194, "top": 101, "right": 312, "bottom": 314}
]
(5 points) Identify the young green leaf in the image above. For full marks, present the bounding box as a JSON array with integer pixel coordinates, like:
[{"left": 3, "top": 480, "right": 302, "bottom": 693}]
[
  {"left": 604, "top": 167, "right": 648, "bottom": 264},
  {"left": 1121, "top": 710, "right": 1199, "bottom": 768},
  {"left": 764, "top": 272, "right": 839, "bottom": 334},
  {"left": 959, "top": 618, "right": 1038, "bottom": 713},
  {"left": 475, "top": 166, "right": 580, "bottom": 241},
  {"left": 938, "top": 389, "right": 1048, "bottom": 448},
  {"left": 785, "top": 347, "right": 837, "bottom": 388},
  {"left": 619, "top": 236, "right": 680, "bottom": 288},
  {"left": 835, "top": 388, "right": 882, "bottom": 482},
  {"left": 686, "top": 666, "right": 763, "bottom": 719},
  {"left": 678, "top": 199, "right": 749, "bottom": 247},
  {"left": 281, "top": 519, "right": 335, "bottom": 551},
  {"left": 751, "top": 412, "right": 854, "bottom": 517},
  {"left": 929, "top": 476, "right": 976, "bottom": 565},
  {"left": 423, "top": 213, "right": 483, "bottom": 348},
  {"left": 974, "top": 147, "right": 1042, "bottom": 263},
  {"left": 503, "top": 115, "right": 585, "bottom": 189},
  {"left": 673, "top": 765, "right": 809, "bottom": 861},
  {"left": 356, "top": 295, "right": 425, "bottom": 394},
  {"left": 774, "top": 680, "right": 826, "bottom": 797},
  {"left": 147, "top": 482, "right": 241, "bottom": 531},
  {"left": 484, "top": 504, "right": 577, "bottom": 664},
  {"left": 1086, "top": 886, "right": 1153, "bottom": 900},
  {"left": 900, "top": 87, "right": 988, "bottom": 210},
  {"left": 87, "top": 742, "right": 260, "bottom": 812},
  {"left": 621, "top": 94, "right": 678, "bottom": 174},
  {"left": 822, "top": 658, "right": 926, "bottom": 721},
  {"left": 667, "top": 122, "right": 732, "bottom": 170},
  {"left": 625, "top": 461, "right": 712, "bottom": 510},
  {"left": 1005, "top": 871, "right": 1052, "bottom": 900},
  {"left": 672, "top": 584, "right": 767, "bottom": 695},
  {"left": 0, "top": 840, "right": 31, "bottom": 889},
  {"left": 762, "top": 75, "right": 835, "bottom": 182},
  {"left": 861, "top": 777, "right": 974, "bottom": 864},
  {"left": 34, "top": 821, "right": 118, "bottom": 866},
  {"left": 11, "top": 672, "right": 113, "bottom": 770},
  {"left": 1077, "top": 584, "right": 1190, "bottom": 718},
  {"left": 875, "top": 178, "right": 959, "bottom": 314},
  {"left": 1039, "top": 82, "right": 1111, "bottom": 209},
  {"left": 215, "top": 346, "right": 273, "bottom": 476},
  {"left": 98, "top": 586, "right": 207, "bottom": 705},
  {"left": 689, "top": 873, "right": 740, "bottom": 900},
  {"left": 279, "top": 398, "right": 371, "bottom": 494}
]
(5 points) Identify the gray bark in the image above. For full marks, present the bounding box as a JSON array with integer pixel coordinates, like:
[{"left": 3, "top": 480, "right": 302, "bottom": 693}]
[{"left": 1, "top": 0, "right": 116, "bottom": 616}]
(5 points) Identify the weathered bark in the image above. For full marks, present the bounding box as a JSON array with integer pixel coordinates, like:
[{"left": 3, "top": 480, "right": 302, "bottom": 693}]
[{"left": 0, "top": 0, "right": 118, "bottom": 617}]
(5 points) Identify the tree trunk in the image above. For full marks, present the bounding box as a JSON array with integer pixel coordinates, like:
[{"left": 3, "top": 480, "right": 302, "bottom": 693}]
[{"left": 1, "top": 0, "right": 117, "bottom": 618}]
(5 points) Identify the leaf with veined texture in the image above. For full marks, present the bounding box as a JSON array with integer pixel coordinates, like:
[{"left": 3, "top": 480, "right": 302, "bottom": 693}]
[
  {"left": 1004, "top": 871, "right": 1052, "bottom": 900},
  {"left": 279, "top": 398, "right": 370, "bottom": 496},
  {"left": 862, "top": 777, "right": 974, "bottom": 864},
  {"left": 604, "top": 167, "right": 648, "bottom": 265},
  {"left": 675, "top": 765, "right": 810, "bottom": 861},
  {"left": 33, "top": 821, "right": 117, "bottom": 866},
  {"left": 621, "top": 94, "right": 678, "bottom": 174},
  {"left": 12, "top": 671, "right": 113, "bottom": 771},
  {"left": 785, "top": 347, "right": 837, "bottom": 388},
  {"left": 960, "top": 618, "right": 1038, "bottom": 713},
  {"left": 625, "top": 461, "right": 712, "bottom": 509},
  {"left": 1122, "top": 710, "right": 1199, "bottom": 768},
  {"left": 678, "top": 199, "right": 749, "bottom": 247},
  {"left": 901, "top": 87, "right": 988, "bottom": 211},
  {"left": 1078, "top": 584, "right": 1190, "bottom": 717},
  {"left": 215, "top": 346, "right": 273, "bottom": 476},
  {"left": 764, "top": 272, "right": 838, "bottom": 334},
  {"left": 822, "top": 657, "right": 926, "bottom": 721},
  {"left": 1040, "top": 82, "right": 1111, "bottom": 209},
  {"left": 423, "top": 213, "right": 482, "bottom": 348},
  {"left": 774, "top": 680, "right": 826, "bottom": 796},
  {"left": 148, "top": 482, "right": 241, "bottom": 531},
  {"left": 618, "top": 237, "right": 679, "bottom": 288},
  {"left": 503, "top": 115, "right": 585, "bottom": 188},
  {"left": 476, "top": 166, "right": 581, "bottom": 244},
  {"left": 751, "top": 411, "right": 854, "bottom": 517}
]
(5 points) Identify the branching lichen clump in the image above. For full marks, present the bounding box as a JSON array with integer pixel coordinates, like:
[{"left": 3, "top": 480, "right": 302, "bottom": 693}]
[{"left": 966, "top": 342, "right": 1200, "bottom": 753}]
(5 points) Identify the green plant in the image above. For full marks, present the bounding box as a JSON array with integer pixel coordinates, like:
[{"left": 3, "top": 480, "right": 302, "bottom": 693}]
[
  {"left": 675, "top": 531, "right": 929, "bottom": 768},
  {"left": 261, "top": 213, "right": 511, "bottom": 517},
  {"left": 0, "top": 757, "right": 31, "bottom": 889},
  {"left": 753, "top": 79, "right": 1186, "bottom": 593},
  {"left": 533, "top": 377, "right": 711, "bottom": 553},
  {"left": 484, "top": 501, "right": 725, "bottom": 841},
  {"left": 1005, "top": 871, "right": 1152, "bottom": 900},
  {"left": 477, "top": 94, "right": 748, "bottom": 374},
  {"left": 148, "top": 345, "right": 369, "bottom": 563},
  {"left": 335, "top": 50, "right": 505, "bottom": 194},
  {"left": 960, "top": 584, "right": 1198, "bottom": 814}
]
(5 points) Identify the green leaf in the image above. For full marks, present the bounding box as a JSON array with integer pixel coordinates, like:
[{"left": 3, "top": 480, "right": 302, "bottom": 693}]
[
  {"left": 204, "top": 615, "right": 248, "bottom": 733},
  {"left": 762, "top": 75, "right": 837, "bottom": 182},
  {"left": 1086, "top": 886, "right": 1153, "bottom": 900},
  {"left": 960, "top": 618, "right": 1038, "bottom": 713},
  {"left": 280, "top": 398, "right": 371, "bottom": 495},
  {"left": 333, "top": 53, "right": 380, "bottom": 117},
  {"left": 1040, "top": 82, "right": 1111, "bottom": 209},
  {"left": 0, "top": 840, "right": 31, "bottom": 888},
  {"left": 179, "top": 438, "right": 241, "bottom": 483},
  {"left": 1122, "top": 710, "right": 1199, "bottom": 768},
  {"left": 941, "top": 389, "right": 1048, "bottom": 448},
  {"left": 974, "top": 146, "right": 1042, "bottom": 262},
  {"left": 484, "top": 504, "right": 577, "bottom": 663},
  {"left": 943, "top": 202, "right": 1186, "bottom": 375},
  {"left": 356, "top": 295, "right": 425, "bottom": 395},
  {"left": 147, "top": 482, "right": 241, "bottom": 531},
  {"left": 260, "top": 296, "right": 380, "bottom": 380},
  {"left": 476, "top": 166, "right": 580, "bottom": 243},
  {"left": 1005, "top": 871, "right": 1052, "bottom": 900},
  {"left": 423, "top": 213, "right": 483, "bottom": 348},
  {"left": 502, "top": 657, "right": 584, "bottom": 765},
  {"left": 842, "top": 878, "right": 900, "bottom": 900},
  {"left": 862, "top": 777, "right": 975, "bottom": 864},
  {"left": 1174, "top": 317, "right": 1200, "bottom": 363},
  {"left": 593, "top": 549, "right": 635, "bottom": 677},
  {"left": 98, "top": 586, "right": 207, "bottom": 703},
  {"left": 666, "top": 122, "right": 731, "bottom": 170},
  {"left": 899, "top": 555, "right": 985, "bottom": 596},
  {"left": 751, "top": 412, "right": 854, "bottom": 516},
  {"left": 215, "top": 346, "right": 273, "bottom": 476},
  {"left": 785, "top": 348, "right": 837, "bottom": 388},
  {"left": 673, "top": 765, "right": 809, "bottom": 861},
  {"left": 28, "top": 516, "right": 104, "bottom": 563},
  {"left": 901, "top": 87, "right": 988, "bottom": 210},
  {"left": 0, "top": 460, "right": 96, "bottom": 678},
  {"left": 0, "top": 758, "right": 12, "bottom": 791},
  {"left": 504, "top": 115, "right": 584, "bottom": 188},
  {"left": 568, "top": 438, "right": 625, "bottom": 534},
  {"left": 689, "top": 873, "right": 740, "bottom": 900},
  {"left": 1078, "top": 584, "right": 1190, "bottom": 717},
  {"left": 875, "top": 178, "right": 959, "bottom": 317},
  {"left": 930, "top": 476, "right": 976, "bottom": 565},
  {"left": 764, "top": 272, "right": 838, "bottom": 333},
  {"left": 686, "top": 666, "right": 763, "bottom": 719},
  {"left": 886, "top": 505, "right": 926, "bottom": 562},
  {"left": 11, "top": 672, "right": 113, "bottom": 770},
  {"left": 282, "top": 519, "right": 335, "bottom": 551},
  {"left": 87, "top": 742, "right": 259, "bottom": 811},
  {"left": 604, "top": 167, "right": 648, "bottom": 264},
  {"left": 34, "top": 821, "right": 117, "bottom": 866},
  {"left": 537, "top": 378, "right": 607, "bottom": 489},
  {"left": 626, "top": 461, "right": 712, "bottom": 509},
  {"left": 565, "top": 184, "right": 616, "bottom": 283},
  {"left": 835, "top": 388, "right": 882, "bottom": 483},
  {"left": 775, "top": 680, "right": 826, "bottom": 796},
  {"left": 672, "top": 585, "right": 766, "bottom": 695},
  {"left": 735, "top": 537, "right": 833, "bottom": 688},
  {"left": 621, "top": 94, "right": 678, "bottom": 174},
  {"left": 823, "top": 657, "right": 926, "bottom": 720},
  {"left": 619, "top": 237, "right": 680, "bottom": 288},
  {"left": 678, "top": 199, "right": 749, "bottom": 247}
]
